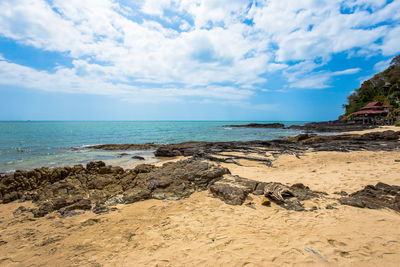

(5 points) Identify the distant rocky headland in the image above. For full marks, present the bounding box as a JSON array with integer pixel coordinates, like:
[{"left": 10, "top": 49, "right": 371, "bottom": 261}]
[
  {"left": 224, "top": 120, "right": 379, "bottom": 132},
  {"left": 224, "top": 123, "right": 285, "bottom": 128}
]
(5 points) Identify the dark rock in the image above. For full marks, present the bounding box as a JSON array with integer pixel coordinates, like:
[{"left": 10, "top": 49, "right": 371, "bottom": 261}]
[
  {"left": 117, "top": 153, "right": 129, "bottom": 158},
  {"left": 284, "top": 199, "right": 305, "bottom": 211},
  {"left": 223, "top": 123, "right": 285, "bottom": 128},
  {"left": 87, "top": 176, "right": 115, "bottom": 190},
  {"left": 155, "top": 147, "right": 183, "bottom": 157},
  {"left": 2, "top": 191, "right": 19, "bottom": 203},
  {"left": 60, "top": 210, "right": 85, "bottom": 218},
  {"left": 33, "top": 198, "right": 91, "bottom": 218},
  {"left": 133, "top": 164, "right": 154, "bottom": 174},
  {"left": 253, "top": 182, "right": 268, "bottom": 195},
  {"left": 92, "top": 202, "right": 118, "bottom": 214},
  {"left": 92, "top": 203, "right": 108, "bottom": 214},
  {"left": 84, "top": 143, "right": 159, "bottom": 150},
  {"left": 339, "top": 197, "right": 365, "bottom": 208},
  {"left": 86, "top": 161, "right": 106, "bottom": 171},
  {"left": 153, "top": 131, "right": 400, "bottom": 165},
  {"left": 1, "top": 158, "right": 230, "bottom": 216},
  {"left": 264, "top": 183, "right": 294, "bottom": 202},
  {"left": 325, "top": 204, "right": 337, "bottom": 210},
  {"left": 286, "top": 120, "right": 379, "bottom": 133},
  {"left": 361, "top": 130, "right": 400, "bottom": 141},
  {"left": 13, "top": 206, "right": 29, "bottom": 217},
  {"left": 261, "top": 182, "right": 324, "bottom": 211},
  {"left": 123, "top": 189, "right": 151, "bottom": 204},
  {"left": 339, "top": 182, "right": 400, "bottom": 211},
  {"left": 208, "top": 175, "right": 257, "bottom": 205},
  {"left": 132, "top": 155, "right": 145, "bottom": 160},
  {"left": 33, "top": 203, "right": 57, "bottom": 218},
  {"left": 64, "top": 199, "right": 92, "bottom": 211},
  {"left": 286, "top": 134, "right": 316, "bottom": 142}
]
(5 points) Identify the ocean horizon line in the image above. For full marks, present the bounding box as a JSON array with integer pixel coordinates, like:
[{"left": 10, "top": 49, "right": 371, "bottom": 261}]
[{"left": 0, "top": 120, "right": 313, "bottom": 123}]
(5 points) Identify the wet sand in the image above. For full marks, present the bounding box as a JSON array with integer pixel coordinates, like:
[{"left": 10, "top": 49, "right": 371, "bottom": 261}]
[{"left": 0, "top": 129, "right": 399, "bottom": 266}]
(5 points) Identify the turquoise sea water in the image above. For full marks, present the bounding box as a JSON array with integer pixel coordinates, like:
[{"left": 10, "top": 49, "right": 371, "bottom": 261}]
[{"left": 0, "top": 121, "right": 307, "bottom": 173}]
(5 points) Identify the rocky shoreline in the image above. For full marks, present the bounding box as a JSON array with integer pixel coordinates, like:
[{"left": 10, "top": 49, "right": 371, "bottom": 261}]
[
  {"left": 224, "top": 120, "right": 381, "bottom": 132},
  {"left": 83, "top": 130, "right": 400, "bottom": 166},
  {"left": 1, "top": 130, "right": 399, "bottom": 218}
]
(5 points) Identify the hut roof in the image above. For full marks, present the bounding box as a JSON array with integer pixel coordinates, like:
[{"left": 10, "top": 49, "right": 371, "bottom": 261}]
[
  {"left": 351, "top": 110, "right": 386, "bottom": 116},
  {"left": 361, "top": 101, "right": 383, "bottom": 110}
]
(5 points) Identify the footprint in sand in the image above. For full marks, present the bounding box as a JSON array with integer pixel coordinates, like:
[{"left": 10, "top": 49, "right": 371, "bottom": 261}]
[{"left": 327, "top": 239, "right": 347, "bottom": 247}]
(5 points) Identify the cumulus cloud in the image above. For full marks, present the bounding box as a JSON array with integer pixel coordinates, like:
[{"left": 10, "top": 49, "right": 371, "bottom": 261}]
[{"left": 0, "top": 0, "right": 398, "bottom": 102}]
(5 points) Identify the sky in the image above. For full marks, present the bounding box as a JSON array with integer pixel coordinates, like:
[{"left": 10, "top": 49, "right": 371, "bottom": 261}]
[{"left": 0, "top": 0, "right": 399, "bottom": 121}]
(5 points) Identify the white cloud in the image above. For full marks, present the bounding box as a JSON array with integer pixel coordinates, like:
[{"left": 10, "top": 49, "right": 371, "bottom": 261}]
[
  {"left": 332, "top": 68, "right": 361, "bottom": 76},
  {"left": 286, "top": 64, "right": 362, "bottom": 89},
  {"left": 0, "top": 0, "right": 398, "bottom": 100},
  {"left": 381, "top": 26, "right": 400, "bottom": 56},
  {"left": 141, "top": 0, "right": 171, "bottom": 16},
  {"left": 374, "top": 59, "right": 391, "bottom": 72}
]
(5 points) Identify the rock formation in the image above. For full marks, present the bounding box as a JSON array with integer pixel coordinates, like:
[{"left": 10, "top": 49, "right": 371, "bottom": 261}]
[
  {"left": 0, "top": 159, "right": 229, "bottom": 217},
  {"left": 339, "top": 182, "right": 400, "bottom": 211},
  {"left": 223, "top": 123, "right": 285, "bottom": 128}
]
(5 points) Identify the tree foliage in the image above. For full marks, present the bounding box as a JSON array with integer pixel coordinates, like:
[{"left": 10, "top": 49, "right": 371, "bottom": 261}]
[
  {"left": 390, "top": 54, "right": 400, "bottom": 66},
  {"left": 343, "top": 54, "right": 400, "bottom": 118}
]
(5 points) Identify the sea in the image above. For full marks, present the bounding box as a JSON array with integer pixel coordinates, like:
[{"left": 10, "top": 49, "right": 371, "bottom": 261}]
[{"left": 0, "top": 121, "right": 308, "bottom": 174}]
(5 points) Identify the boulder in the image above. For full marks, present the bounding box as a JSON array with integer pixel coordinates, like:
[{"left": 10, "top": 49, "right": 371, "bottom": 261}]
[
  {"left": 209, "top": 175, "right": 257, "bottom": 205},
  {"left": 123, "top": 189, "right": 151, "bottom": 204},
  {"left": 339, "top": 182, "right": 400, "bottom": 211}
]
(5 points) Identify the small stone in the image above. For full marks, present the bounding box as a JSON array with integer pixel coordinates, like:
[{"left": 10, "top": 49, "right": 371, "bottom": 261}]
[
  {"left": 132, "top": 155, "right": 145, "bottom": 160},
  {"left": 326, "top": 204, "right": 337, "bottom": 210},
  {"left": 13, "top": 206, "right": 28, "bottom": 217},
  {"left": 261, "top": 198, "right": 271, "bottom": 206}
]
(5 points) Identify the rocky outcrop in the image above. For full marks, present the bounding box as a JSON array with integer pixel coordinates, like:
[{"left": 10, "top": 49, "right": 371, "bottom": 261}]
[
  {"left": 223, "top": 120, "right": 380, "bottom": 132},
  {"left": 260, "top": 182, "right": 325, "bottom": 211},
  {"left": 0, "top": 159, "right": 230, "bottom": 217},
  {"left": 153, "top": 131, "right": 400, "bottom": 164},
  {"left": 209, "top": 175, "right": 258, "bottom": 205},
  {"left": 263, "top": 183, "right": 294, "bottom": 202},
  {"left": 287, "top": 120, "right": 379, "bottom": 132},
  {"left": 82, "top": 143, "right": 160, "bottom": 150},
  {"left": 208, "top": 178, "right": 325, "bottom": 211},
  {"left": 85, "top": 131, "right": 400, "bottom": 168},
  {"left": 339, "top": 182, "right": 400, "bottom": 211},
  {"left": 223, "top": 123, "right": 285, "bottom": 128}
]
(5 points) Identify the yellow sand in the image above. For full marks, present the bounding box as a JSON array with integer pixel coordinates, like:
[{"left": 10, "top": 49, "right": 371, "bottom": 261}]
[
  {"left": 0, "top": 130, "right": 399, "bottom": 266},
  {"left": 343, "top": 125, "right": 400, "bottom": 135}
]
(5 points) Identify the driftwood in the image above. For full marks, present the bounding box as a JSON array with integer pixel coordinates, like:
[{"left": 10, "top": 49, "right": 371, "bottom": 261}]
[{"left": 264, "top": 183, "right": 294, "bottom": 202}]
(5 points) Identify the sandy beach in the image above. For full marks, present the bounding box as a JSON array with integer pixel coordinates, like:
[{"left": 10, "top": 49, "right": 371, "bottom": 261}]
[
  {"left": 2, "top": 1, "right": 400, "bottom": 266},
  {"left": 0, "top": 127, "right": 399, "bottom": 267}
]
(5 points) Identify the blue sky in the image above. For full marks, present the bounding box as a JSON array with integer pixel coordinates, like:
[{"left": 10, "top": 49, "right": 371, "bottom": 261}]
[{"left": 0, "top": 0, "right": 399, "bottom": 121}]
